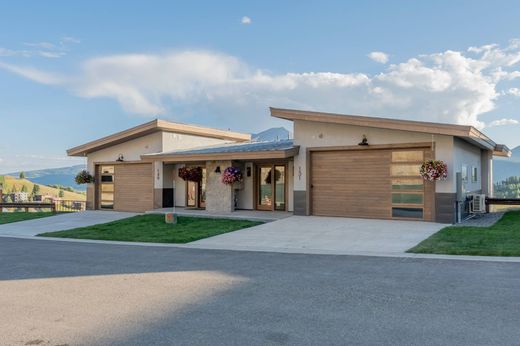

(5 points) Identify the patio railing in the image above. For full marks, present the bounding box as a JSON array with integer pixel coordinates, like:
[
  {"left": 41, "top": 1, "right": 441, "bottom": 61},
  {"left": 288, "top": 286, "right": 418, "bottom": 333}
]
[{"left": 0, "top": 200, "right": 86, "bottom": 213}]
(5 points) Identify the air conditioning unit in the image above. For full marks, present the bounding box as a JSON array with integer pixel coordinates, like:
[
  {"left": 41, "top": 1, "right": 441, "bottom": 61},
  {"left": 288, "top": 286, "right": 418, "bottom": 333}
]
[{"left": 469, "top": 194, "right": 486, "bottom": 214}]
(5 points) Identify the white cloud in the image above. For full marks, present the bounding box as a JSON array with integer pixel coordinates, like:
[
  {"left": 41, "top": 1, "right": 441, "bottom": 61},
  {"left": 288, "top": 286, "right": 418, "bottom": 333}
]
[
  {"left": 0, "top": 61, "right": 63, "bottom": 84},
  {"left": 2, "top": 40, "right": 520, "bottom": 129},
  {"left": 241, "top": 16, "right": 252, "bottom": 24},
  {"left": 60, "top": 36, "right": 81, "bottom": 44},
  {"left": 0, "top": 37, "right": 79, "bottom": 59},
  {"left": 508, "top": 87, "right": 520, "bottom": 96},
  {"left": 487, "top": 118, "right": 520, "bottom": 127},
  {"left": 368, "top": 51, "right": 389, "bottom": 64}
]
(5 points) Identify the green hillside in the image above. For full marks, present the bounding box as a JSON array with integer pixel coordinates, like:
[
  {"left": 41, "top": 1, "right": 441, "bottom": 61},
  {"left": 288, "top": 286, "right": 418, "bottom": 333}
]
[{"left": 1, "top": 175, "right": 85, "bottom": 201}]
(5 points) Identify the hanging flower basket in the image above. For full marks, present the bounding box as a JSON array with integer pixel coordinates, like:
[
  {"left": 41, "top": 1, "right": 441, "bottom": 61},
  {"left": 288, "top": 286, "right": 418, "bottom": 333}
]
[
  {"left": 420, "top": 160, "right": 448, "bottom": 181},
  {"left": 178, "top": 167, "right": 203, "bottom": 182},
  {"left": 221, "top": 167, "right": 243, "bottom": 185},
  {"left": 75, "top": 170, "right": 95, "bottom": 184}
]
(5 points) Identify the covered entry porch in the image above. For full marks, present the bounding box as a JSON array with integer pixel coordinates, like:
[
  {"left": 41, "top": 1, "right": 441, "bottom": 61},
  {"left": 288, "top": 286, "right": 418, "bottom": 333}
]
[{"left": 142, "top": 140, "right": 299, "bottom": 214}]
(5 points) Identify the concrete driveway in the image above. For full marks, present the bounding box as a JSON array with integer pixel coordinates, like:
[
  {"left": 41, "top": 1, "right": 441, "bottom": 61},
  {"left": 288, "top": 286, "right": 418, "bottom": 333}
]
[
  {"left": 189, "top": 216, "right": 446, "bottom": 255},
  {"left": 0, "top": 211, "right": 137, "bottom": 237}
]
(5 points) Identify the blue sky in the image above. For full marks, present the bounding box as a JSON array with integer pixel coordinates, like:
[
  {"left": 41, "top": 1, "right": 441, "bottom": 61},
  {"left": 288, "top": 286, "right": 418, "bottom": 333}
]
[{"left": 1, "top": 0, "right": 520, "bottom": 172}]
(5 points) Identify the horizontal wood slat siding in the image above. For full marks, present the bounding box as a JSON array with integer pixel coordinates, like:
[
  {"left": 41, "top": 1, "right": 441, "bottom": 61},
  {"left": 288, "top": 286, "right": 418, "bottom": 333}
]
[
  {"left": 114, "top": 163, "right": 153, "bottom": 212},
  {"left": 310, "top": 147, "right": 434, "bottom": 221},
  {"left": 311, "top": 150, "right": 392, "bottom": 218}
]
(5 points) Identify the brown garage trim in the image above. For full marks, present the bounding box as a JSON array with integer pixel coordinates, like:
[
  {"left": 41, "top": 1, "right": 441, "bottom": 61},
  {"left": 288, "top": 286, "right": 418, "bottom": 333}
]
[
  {"left": 306, "top": 142, "right": 433, "bottom": 152},
  {"left": 306, "top": 142, "right": 435, "bottom": 220}
]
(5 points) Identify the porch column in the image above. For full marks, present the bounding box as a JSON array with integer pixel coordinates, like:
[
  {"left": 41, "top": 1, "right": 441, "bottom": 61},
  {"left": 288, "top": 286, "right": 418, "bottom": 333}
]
[
  {"left": 205, "top": 160, "right": 233, "bottom": 213},
  {"left": 481, "top": 150, "right": 493, "bottom": 196}
]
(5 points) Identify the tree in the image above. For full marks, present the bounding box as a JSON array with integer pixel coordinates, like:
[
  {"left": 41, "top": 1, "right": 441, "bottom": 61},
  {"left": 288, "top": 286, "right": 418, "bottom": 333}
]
[
  {"left": 31, "top": 184, "right": 40, "bottom": 196},
  {"left": 21, "top": 185, "right": 28, "bottom": 193},
  {"left": 58, "top": 189, "right": 64, "bottom": 198},
  {"left": 19, "top": 171, "right": 25, "bottom": 179}
]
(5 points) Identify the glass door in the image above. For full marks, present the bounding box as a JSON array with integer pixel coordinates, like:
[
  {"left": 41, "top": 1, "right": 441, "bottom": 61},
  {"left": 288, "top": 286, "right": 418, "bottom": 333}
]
[
  {"left": 257, "top": 164, "right": 287, "bottom": 211},
  {"left": 274, "top": 165, "right": 285, "bottom": 211},
  {"left": 186, "top": 167, "right": 206, "bottom": 209},
  {"left": 257, "top": 166, "right": 273, "bottom": 210}
]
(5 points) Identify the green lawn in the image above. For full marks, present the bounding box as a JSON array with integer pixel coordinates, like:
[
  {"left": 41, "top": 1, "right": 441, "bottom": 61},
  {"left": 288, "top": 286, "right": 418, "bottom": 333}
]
[
  {"left": 408, "top": 211, "right": 520, "bottom": 256},
  {"left": 38, "top": 214, "right": 263, "bottom": 243},
  {"left": 0, "top": 212, "right": 55, "bottom": 225}
]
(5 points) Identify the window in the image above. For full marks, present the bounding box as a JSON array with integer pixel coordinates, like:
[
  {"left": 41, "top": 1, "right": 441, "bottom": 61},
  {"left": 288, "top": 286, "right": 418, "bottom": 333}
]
[
  {"left": 390, "top": 164, "right": 422, "bottom": 176},
  {"left": 461, "top": 164, "right": 468, "bottom": 182},
  {"left": 391, "top": 151, "right": 424, "bottom": 162},
  {"left": 390, "top": 150, "right": 425, "bottom": 220},
  {"left": 392, "top": 207, "right": 424, "bottom": 219},
  {"left": 99, "top": 165, "right": 114, "bottom": 209},
  {"left": 472, "top": 166, "right": 478, "bottom": 183}
]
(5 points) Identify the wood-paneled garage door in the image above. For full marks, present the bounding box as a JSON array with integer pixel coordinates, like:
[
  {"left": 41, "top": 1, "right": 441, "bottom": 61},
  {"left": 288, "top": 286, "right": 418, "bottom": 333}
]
[
  {"left": 97, "top": 163, "right": 153, "bottom": 212},
  {"left": 310, "top": 147, "right": 434, "bottom": 220},
  {"left": 114, "top": 163, "right": 153, "bottom": 212}
]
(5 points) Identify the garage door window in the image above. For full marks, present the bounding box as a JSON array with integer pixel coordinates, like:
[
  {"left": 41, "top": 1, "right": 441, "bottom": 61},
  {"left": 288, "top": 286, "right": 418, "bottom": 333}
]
[
  {"left": 100, "top": 165, "right": 114, "bottom": 209},
  {"left": 391, "top": 150, "right": 424, "bottom": 219}
]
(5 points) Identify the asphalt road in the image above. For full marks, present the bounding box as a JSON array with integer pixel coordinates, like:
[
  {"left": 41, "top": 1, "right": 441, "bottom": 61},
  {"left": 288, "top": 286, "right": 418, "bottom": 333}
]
[{"left": 1, "top": 237, "right": 519, "bottom": 346}]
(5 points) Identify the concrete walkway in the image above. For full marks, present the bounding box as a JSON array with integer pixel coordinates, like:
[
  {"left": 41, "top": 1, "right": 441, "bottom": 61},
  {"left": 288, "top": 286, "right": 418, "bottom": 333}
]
[
  {"left": 189, "top": 215, "right": 446, "bottom": 255},
  {"left": 147, "top": 207, "right": 292, "bottom": 222},
  {"left": 0, "top": 211, "right": 138, "bottom": 237}
]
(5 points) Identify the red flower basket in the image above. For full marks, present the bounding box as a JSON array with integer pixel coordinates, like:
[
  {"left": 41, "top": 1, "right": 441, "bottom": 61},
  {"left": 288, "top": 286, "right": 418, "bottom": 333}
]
[
  {"left": 178, "top": 167, "right": 203, "bottom": 182},
  {"left": 420, "top": 160, "right": 448, "bottom": 181}
]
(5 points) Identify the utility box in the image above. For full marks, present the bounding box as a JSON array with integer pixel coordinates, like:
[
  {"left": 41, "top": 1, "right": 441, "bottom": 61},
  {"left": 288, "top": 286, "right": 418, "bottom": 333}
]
[{"left": 165, "top": 212, "right": 177, "bottom": 224}]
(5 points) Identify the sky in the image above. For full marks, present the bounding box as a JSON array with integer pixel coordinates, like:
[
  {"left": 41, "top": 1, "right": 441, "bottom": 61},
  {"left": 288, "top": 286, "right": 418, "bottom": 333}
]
[{"left": 1, "top": 0, "right": 520, "bottom": 173}]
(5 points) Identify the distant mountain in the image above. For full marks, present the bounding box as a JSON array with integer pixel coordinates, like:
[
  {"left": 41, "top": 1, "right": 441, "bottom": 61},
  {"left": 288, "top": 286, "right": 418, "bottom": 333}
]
[
  {"left": 252, "top": 127, "right": 292, "bottom": 142},
  {"left": 494, "top": 145, "right": 520, "bottom": 182},
  {"left": 8, "top": 164, "right": 87, "bottom": 191}
]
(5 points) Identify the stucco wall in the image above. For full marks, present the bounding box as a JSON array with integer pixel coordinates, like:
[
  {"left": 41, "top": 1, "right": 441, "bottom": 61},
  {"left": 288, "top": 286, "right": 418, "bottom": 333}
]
[
  {"left": 453, "top": 137, "right": 483, "bottom": 193},
  {"left": 236, "top": 162, "right": 254, "bottom": 210},
  {"left": 173, "top": 164, "right": 186, "bottom": 207},
  {"left": 86, "top": 132, "right": 163, "bottom": 173},
  {"left": 292, "top": 120, "right": 455, "bottom": 193},
  {"left": 161, "top": 132, "right": 231, "bottom": 152}
]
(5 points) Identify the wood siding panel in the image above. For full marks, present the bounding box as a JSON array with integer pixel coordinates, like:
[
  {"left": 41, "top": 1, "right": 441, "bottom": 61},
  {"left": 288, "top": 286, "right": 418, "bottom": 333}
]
[
  {"left": 311, "top": 150, "right": 392, "bottom": 218},
  {"left": 310, "top": 147, "right": 434, "bottom": 221},
  {"left": 114, "top": 163, "right": 153, "bottom": 212}
]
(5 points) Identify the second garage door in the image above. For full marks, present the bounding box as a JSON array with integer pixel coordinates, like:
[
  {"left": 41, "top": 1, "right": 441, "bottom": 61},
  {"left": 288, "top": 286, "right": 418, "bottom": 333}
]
[
  {"left": 311, "top": 148, "right": 433, "bottom": 220},
  {"left": 97, "top": 163, "right": 154, "bottom": 212},
  {"left": 114, "top": 163, "right": 153, "bottom": 212}
]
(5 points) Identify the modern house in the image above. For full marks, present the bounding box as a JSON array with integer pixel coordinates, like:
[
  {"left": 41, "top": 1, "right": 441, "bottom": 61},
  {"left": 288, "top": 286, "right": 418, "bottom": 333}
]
[{"left": 67, "top": 108, "right": 511, "bottom": 223}]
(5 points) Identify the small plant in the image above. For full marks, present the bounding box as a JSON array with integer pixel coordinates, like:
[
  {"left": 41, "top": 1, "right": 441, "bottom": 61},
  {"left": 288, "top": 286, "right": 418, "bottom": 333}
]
[
  {"left": 420, "top": 160, "right": 448, "bottom": 181},
  {"left": 221, "top": 167, "right": 243, "bottom": 185},
  {"left": 75, "top": 170, "right": 95, "bottom": 184},
  {"left": 178, "top": 167, "right": 203, "bottom": 182}
]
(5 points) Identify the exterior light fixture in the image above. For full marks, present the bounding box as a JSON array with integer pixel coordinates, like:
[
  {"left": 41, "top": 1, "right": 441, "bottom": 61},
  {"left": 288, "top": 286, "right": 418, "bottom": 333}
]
[
  {"left": 358, "top": 135, "right": 369, "bottom": 146},
  {"left": 215, "top": 166, "right": 221, "bottom": 173},
  {"left": 116, "top": 154, "right": 124, "bottom": 161}
]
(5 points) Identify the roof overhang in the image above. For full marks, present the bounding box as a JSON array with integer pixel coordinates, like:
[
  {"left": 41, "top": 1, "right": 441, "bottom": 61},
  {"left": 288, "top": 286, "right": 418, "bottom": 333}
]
[
  {"left": 493, "top": 144, "right": 512, "bottom": 157},
  {"left": 141, "top": 146, "right": 300, "bottom": 163},
  {"left": 67, "top": 119, "right": 251, "bottom": 157},
  {"left": 271, "top": 107, "right": 510, "bottom": 155}
]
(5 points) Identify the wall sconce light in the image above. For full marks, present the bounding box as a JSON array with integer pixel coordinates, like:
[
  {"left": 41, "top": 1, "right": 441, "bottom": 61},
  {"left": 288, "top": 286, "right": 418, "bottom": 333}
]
[
  {"left": 358, "top": 135, "right": 369, "bottom": 146},
  {"left": 246, "top": 166, "right": 251, "bottom": 177},
  {"left": 215, "top": 166, "right": 221, "bottom": 173}
]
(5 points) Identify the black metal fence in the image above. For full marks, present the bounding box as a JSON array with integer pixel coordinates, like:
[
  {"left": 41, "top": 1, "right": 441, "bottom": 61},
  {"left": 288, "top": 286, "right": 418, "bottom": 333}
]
[{"left": 0, "top": 200, "right": 86, "bottom": 213}]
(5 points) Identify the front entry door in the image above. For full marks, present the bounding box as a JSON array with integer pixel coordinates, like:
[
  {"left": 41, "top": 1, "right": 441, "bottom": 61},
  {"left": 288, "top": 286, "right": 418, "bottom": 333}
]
[
  {"left": 186, "top": 168, "right": 206, "bottom": 208},
  {"left": 256, "top": 164, "right": 286, "bottom": 211}
]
